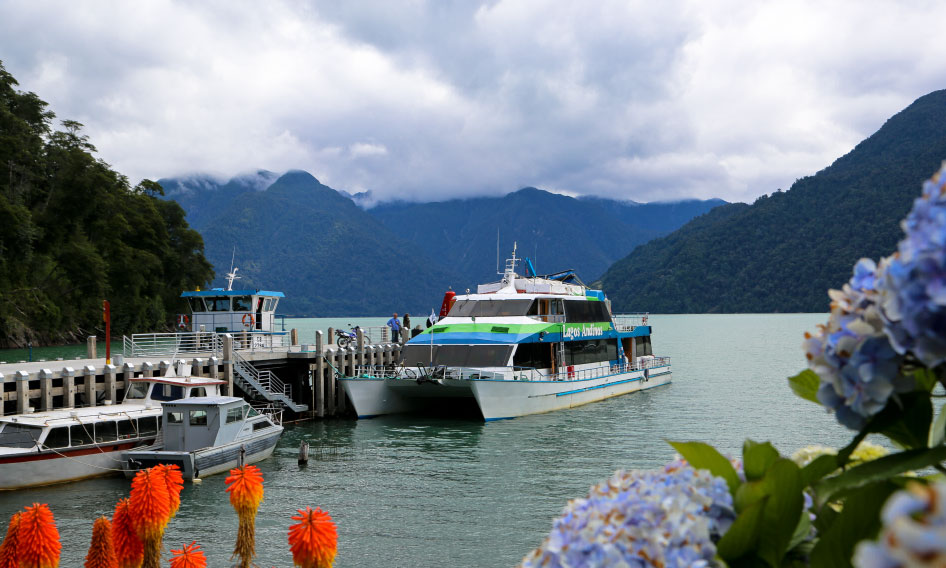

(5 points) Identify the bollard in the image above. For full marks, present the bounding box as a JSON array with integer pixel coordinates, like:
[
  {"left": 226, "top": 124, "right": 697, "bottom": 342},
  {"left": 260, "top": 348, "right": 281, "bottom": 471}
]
[
  {"left": 39, "top": 369, "right": 54, "bottom": 411},
  {"left": 15, "top": 371, "right": 30, "bottom": 414},
  {"left": 83, "top": 365, "right": 96, "bottom": 407},
  {"left": 159, "top": 360, "right": 172, "bottom": 377},
  {"left": 298, "top": 440, "right": 309, "bottom": 465},
  {"left": 141, "top": 361, "right": 154, "bottom": 378},
  {"left": 208, "top": 356, "right": 220, "bottom": 380},
  {"left": 291, "top": 328, "right": 299, "bottom": 346},
  {"left": 327, "top": 327, "right": 335, "bottom": 345},
  {"left": 192, "top": 358, "right": 204, "bottom": 378},
  {"left": 62, "top": 367, "right": 76, "bottom": 409},
  {"left": 87, "top": 336, "right": 97, "bottom": 359}
]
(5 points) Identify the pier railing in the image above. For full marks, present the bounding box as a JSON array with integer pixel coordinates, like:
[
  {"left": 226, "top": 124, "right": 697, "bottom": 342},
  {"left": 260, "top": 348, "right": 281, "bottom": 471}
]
[
  {"left": 123, "top": 331, "right": 290, "bottom": 358},
  {"left": 612, "top": 313, "right": 650, "bottom": 332}
]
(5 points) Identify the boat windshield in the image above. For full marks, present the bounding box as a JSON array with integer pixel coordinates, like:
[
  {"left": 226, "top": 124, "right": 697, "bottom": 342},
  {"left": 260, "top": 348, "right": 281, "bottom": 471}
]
[
  {"left": 0, "top": 423, "right": 44, "bottom": 448},
  {"left": 448, "top": 299, "right": 533, "bottom": 317},
  {"left": 401, "top": 344, "right": 514, "bottom": 367},
  {"left": 124, "top": 382, "right": 150, "bottom": 400}
]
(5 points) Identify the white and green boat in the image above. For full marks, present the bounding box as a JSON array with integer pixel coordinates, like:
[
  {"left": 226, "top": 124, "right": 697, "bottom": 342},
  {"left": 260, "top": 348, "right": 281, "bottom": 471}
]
[{"left": 340, "top": 248, "right": 671, "bottom": 421}]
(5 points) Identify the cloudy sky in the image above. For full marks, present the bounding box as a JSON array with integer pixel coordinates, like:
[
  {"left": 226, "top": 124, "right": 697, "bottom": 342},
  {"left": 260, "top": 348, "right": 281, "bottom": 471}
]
[{"left": 1, "top": 0, "right": 944, "bottom": 204}]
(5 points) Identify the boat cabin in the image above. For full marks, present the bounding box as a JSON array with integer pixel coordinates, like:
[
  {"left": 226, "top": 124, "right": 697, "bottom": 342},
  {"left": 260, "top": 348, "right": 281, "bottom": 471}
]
[
  {"left": 122, "top": 376, "right": 227, "bottom": 405},
  {"left": 159, "top": 397, "right": 273, "bottom": 452},
  {"left": 180, "top": 289, "right": 284, "bottom": 333}
]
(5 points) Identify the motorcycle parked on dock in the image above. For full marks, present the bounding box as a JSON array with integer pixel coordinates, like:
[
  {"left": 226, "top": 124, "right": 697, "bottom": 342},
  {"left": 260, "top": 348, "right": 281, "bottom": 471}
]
[{"left": 335, "top": 326, "right": 369, "bottom": 348}]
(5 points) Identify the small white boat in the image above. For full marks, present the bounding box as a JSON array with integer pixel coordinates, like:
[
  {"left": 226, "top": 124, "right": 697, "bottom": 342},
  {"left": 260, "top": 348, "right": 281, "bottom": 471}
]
[
  {"left": 121, "top": 397, "right": 283, "bottom": 479},
  {"left": 340, "top": 246, "right": 672, "bottom": 421},
  {"left": 0, "top": 371, "right": 226, "bottom": 490}
]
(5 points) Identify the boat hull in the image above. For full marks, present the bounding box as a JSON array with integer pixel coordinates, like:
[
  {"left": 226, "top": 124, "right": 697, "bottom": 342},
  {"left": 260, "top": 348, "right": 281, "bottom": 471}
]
[
  {"left": 340, "top": 365, "right": 671, "bottom": 421},
  {"left": 122, "top": 428, "right": 283, "bottom": 479},
  {"left": 0, "top": 441, "right": 147, "bottom": 490}
]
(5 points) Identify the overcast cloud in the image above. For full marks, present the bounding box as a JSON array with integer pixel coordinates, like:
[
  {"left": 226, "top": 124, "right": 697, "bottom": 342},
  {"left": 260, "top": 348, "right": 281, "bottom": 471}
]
[{"left": 1, "top": 0, "right": 944, "bottom": 203}]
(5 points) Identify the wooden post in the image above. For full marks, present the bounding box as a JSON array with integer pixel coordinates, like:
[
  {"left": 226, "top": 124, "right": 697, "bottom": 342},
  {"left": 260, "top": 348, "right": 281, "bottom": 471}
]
[
  {"left": 159, "top": 360, "right": 172, "bottom": 377},
  {"left": 327, "top": 327, "right": 335, "bottom": 345},
  {"left": 39, "top": 368, "right": 53, "bottom": 411},
  {"left": 87, "top": 336, "right": 97, "bottom": 359},
  {"left": 15, "top": 371, "right": 29, "bottom": 414},
  {"left": 208, "top": 356, "right": 220, "bottom": 380},
  {"left": 298, "top": 441, "right": 309, "bottom": 465},
  {"left": 0, "top": 372, "right": 5, "bottom": 417},
  {"left": 83, "top": 365, "right": 96, "bottom": 407},
  {"left": 122, "top": 362, "right": 135, "bottom": 400},
  {"left": 315, "top": 331, "right": 324, "bottom": 418},
  {"left": 401, "top": 327, "right": 409, "bottom": 344},
  {"left": 142, "top": 361, "right": 154, "bottom": 378},
  {"left": 356, "top": 328, "right": 365, "bottom": 371},
  {"left": 103, "top": 364, "right": 117, "bottom": 404},
  {"left": 223, "top": 334, "right": 234, "bottom": 396},
  {"left": 327, "top": 348, "right": 336, "bottom": 416},
  {"left": 62, "top": 367, "right": 76, "bottom": 409},
  {"left": 191, "top": 358, "right": 204, "bottom": 378},
  {"left": 291, "top": 328, "right": 299, "bottom": 346}
]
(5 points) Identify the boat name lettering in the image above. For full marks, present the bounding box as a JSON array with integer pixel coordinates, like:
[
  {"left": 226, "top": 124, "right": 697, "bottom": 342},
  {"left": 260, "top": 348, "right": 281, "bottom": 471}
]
[{"left": 563, "top": 324, "right": 604, "bottom": 339}]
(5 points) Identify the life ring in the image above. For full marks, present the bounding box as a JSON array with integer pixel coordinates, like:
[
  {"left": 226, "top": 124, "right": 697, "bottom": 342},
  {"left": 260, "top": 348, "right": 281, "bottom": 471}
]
[
  {"left": 242, "top": 313, "right": 255, "bottom": 328},
  {"left": 177, "top": 314, "right": 189, "bottom": 329}
]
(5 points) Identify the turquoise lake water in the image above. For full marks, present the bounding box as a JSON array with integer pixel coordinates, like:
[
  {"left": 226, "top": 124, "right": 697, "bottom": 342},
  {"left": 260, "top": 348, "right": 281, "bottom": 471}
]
[{"left": 0, "top": 313, "right": 860, "bottom": 566}]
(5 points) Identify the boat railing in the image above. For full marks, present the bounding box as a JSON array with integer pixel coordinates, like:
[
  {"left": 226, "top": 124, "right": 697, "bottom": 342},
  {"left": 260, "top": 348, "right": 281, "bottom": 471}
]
[
  {"left": 612, "top": 313, "right": 650, "bottom": 332},
  {"left": 251, "top": 403, "right": 284, "bottom": 426},
  {"left": 123, "top": 331, "right": 290, "bottom": 358}
]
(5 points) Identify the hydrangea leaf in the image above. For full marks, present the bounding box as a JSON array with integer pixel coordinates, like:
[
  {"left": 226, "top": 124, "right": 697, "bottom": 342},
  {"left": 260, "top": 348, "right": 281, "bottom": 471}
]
[
  {"left": 734, "top": 480, "right": 767, "bottom": 513},
  {"left": 743, "top": 440, "right": 780, "bottom": 481},
  {"left": 758, "top": 459, "right": 804, "bottom": 567},
  {"left": 787, "top": 512, "right": 813, "bottom": 554},
  {"left": 835, "top": 430, "right": 869, "bottom": 467},
  {"left": 717, "top": 497, "right": 766, "bottom": 562},
  {"left": 815, "top": 446, "right": 946, "bottom": 506},
  {"left": 914, "top": 368, "right": 937, "bottom": 392},
  {"left": 874, "top": 392, "right": 932, "bottom": 449},
  {"left": 788, "top": 370, "right": 820, "bottom": 404},
  {"left": 668, "top": 441, "right": 740, "bottom": 494},
  {"left": 809, "top": 481, "right": 898, "bottom": 568},
  {"left": 929, "top": 404, "right": 946, "bottom": 447},
  {"left": 800, "top": 454, "right": 838, "bottom": 487}
]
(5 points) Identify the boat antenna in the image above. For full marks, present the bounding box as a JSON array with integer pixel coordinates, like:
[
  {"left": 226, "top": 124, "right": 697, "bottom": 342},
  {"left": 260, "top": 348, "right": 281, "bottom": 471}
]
[{"left": 225, "top": 247, "right": 241, "bottom": 291}]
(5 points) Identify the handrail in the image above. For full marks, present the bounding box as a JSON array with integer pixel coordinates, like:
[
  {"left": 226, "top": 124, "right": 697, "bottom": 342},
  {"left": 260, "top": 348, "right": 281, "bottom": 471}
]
[
  {"left": 612, "top": 313, "right": 650, "bottom": 332},
  {"left": 231, "top": 350, "right": 293, "bottom": 402},
  {"left": 122, "top": 331, "right": 288, "bottom": 358}
]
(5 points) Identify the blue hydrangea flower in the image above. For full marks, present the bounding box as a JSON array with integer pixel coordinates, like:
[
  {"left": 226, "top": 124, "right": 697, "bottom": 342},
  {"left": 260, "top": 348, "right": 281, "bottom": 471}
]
[
  {"left": 805, "top": 258, "right": 908, "bottom": 430},
  {"left": 521, "top": 461, "right": 735, "bottom": 568},
  {"left": 853, "top": 481, "right": 946, "bottom": 567},
  {"left": 881, "top": 162, "right": 946, "bottom": 367}
]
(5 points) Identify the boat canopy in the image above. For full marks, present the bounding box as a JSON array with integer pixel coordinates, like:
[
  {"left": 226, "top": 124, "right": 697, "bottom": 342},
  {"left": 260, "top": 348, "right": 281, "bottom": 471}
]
[{"left": 180, "top": 289, "right": 285, "bottom": 333}]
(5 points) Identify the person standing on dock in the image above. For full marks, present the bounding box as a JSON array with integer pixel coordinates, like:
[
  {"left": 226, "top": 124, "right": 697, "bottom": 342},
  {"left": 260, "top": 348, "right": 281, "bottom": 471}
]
[{"left": 388, "top": 313, "right": 402, "bottom": 344}]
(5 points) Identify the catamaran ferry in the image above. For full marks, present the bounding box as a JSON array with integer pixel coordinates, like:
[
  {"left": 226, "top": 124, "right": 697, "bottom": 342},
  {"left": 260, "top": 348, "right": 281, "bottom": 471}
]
[{"left": 340, "top": 249, "right": 671, "bottom": 421}]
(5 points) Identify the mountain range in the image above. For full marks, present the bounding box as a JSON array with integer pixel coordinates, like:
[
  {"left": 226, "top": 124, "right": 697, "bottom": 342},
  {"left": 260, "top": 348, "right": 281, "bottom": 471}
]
[
  {"left": 158, "top": 174, "right": 723, "bottom": 315},
  {"left": 601, "top": 89, "right": 946, "bottom": 313}
]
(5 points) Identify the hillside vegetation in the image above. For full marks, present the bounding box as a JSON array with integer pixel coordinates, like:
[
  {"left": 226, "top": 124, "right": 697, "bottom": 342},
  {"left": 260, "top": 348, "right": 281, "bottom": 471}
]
[
  {"left": 601, "top": 90, "right": 946, "bottom": 313},
  {"left": 0, "top": 62, "right": 213, "bottom": 346}
]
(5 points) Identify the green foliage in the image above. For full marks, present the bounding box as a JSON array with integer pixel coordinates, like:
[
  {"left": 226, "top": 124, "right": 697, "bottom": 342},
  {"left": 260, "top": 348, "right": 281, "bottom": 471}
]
[
  {"left": 788, "top": 370, "right": 821, "bottom": 404},
  {"left": 0, "top": 60, "right": 212, "bottom": 346},
  {"left": 668, "top": 440, "right": 740, "bottom": 494},
  {"left": 602, "top": 90, "right": 946, "bottom": 313},
  {"left": 809, "top": 482, "right": 899, "bottom": 568}
]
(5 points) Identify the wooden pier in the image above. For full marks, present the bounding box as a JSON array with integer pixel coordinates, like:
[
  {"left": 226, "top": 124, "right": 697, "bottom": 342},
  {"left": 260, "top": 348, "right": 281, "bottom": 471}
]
[{"left": 0, "top": 328, "right": 407, "bottom": 420}]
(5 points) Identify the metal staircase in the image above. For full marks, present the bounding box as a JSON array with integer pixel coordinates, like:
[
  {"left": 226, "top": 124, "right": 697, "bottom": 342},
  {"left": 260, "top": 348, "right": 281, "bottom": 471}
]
[{"left": 231, "top": 350, "right": 308, "bottom": 412}]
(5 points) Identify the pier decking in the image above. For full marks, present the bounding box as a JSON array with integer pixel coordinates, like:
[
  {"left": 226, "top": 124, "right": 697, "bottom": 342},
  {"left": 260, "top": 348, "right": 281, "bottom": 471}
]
[{"left": 0, "top": 328, "right": 406, "bottom": 420}]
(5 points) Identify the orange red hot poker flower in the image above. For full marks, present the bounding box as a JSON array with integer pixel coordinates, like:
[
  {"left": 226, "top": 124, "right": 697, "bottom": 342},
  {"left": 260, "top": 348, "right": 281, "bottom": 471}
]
[
  {"left": 169, "top": 541, "right": 207, "bottom": 568},
  {"left": 0, "top": 512, "right": 21, "bottom": 568},
  {"left": 84, "top": 517, "right": 117, "bottom": 568},
  {"left": 225, "top": 464, "right": 265, "bottom": 513},
  {"left": 155, "top": 464, "right": 184, "bottom": 517},
  {"left": 16, "top": 503, "right": 61, "bottom": 568},
  {"left": 111, "top": 498, "right": 143, "bottom": 568},
  {"left": 288, "top": 507, "right": 338, "bottom": 568}
]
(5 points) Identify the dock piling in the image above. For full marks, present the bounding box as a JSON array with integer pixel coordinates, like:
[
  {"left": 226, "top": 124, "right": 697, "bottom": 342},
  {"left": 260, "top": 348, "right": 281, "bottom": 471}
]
[
  {"left": 83, "top": 365, "right": 96, "bottom": 407},
  {"left": 62, "top": 367, "right": 75, "bottom": 409},
  {"left": 15, "top": 371, "right": 29, "bottom": 414},
  {"left": 315, "top": 331, "right": 324, "bottom": 418},
  {"left": 103, "top": 364, "right": 117, "bottom": 403},
  {"left": 86, "top": 336, "right": 97, "bottom": 359},
  {"left": 222, "top": 334, "right": 234, "bottom": 396},
  {"left": 39, "top": 368, "right": 53, "bottom": 411}
]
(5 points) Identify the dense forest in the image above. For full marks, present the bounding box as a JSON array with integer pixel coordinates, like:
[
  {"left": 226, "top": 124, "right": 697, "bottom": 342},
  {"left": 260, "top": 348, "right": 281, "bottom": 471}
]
[
  {"left": 0, "top": 62, "right": 213, "bottom": 347},
  {"left": 601, "top": 89, "right": 946, "bottom": 313}
]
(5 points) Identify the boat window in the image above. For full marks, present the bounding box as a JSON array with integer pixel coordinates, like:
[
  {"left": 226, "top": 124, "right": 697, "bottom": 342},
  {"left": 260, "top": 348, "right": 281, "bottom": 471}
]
[
  {"left": 139, "top": 416, "right": 159, "bottom": 436},
  {"left": 233, "top": 296, "right": 253, "bottom": 311},
  {"left": 96, "top": 422, "right": 118, "bottom": 443},
  {"left": 189, "top": 387, "right": 207, "bottom": 398},
  {"left": 70, "top": 424, "right": 94, "bottom": 446},
  {"left": 513, "top": 342, "right": 554, "bottom": 369},
  {"left": 207, "top": 297, "right": 231, "bottom": 312},
  {"left": 117, "top": 419, "right": 137, "bottom": 440},
  {"left": 124, "top": 382, "right": 149, "bottom": 400},
  {"left": 262, "top": 298, "right": 273, "bottom": 312},
  {"left": 226, "top": 407, "right": 244, "bottom": 423},
  {"left": 187, "top": 297, "right": 206, "bottom": 312},
  {"left": 564, "top": 339, "right": 618, "bottom": 366},
  {"left": 167, "top": 412, "right": 184, "bottom": 425},
  {"left": 246, "top": 406, "right": 259, "bottom": 417},
  {"left": 400, "top": 345, "right": 514, "bottom": 367},
  {"left": 0, "top": 424, "right": 44, "bottom": 448},
  {"left": 269, "top": 298, "right": 279, "bottom": 312},
  {"left": 44, "top": 427, "right": 70, "bottom": 449},
  {"left": 189, "top": 410, "right": 207, "bottom": 426},
  {"left": 563, "top": 300, "right": 611, "bottom": 323},
  {"left": 634, "top": 336, "right": 653, "bottom": 357},
  {"left": 252, "top": 420, "right": 270, "bottom": 431},
  {"left": 447, "top": 299, "right": 533, "bottom": 317},
  {"left": 152, "top": 385, "right": 185, "bottom": 401}
]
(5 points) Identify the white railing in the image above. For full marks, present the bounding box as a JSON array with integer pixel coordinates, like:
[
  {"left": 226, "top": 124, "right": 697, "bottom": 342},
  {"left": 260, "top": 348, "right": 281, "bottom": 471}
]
[
  {"left": 122, "top": 332, "right": 222, "bottom": 358},
  {"left": 232, "top": 350, "right": 292, "bottom": 402},
  {"left": 122, "top": 331, "right": 290, "bottom": 358},
  {"left": 352, "top": 356, "right": 671, "bottom": 383},
  {"left": 612, "top": 313, "right": 650, "bottom": 332},
  {"left": 329, "top": 326, "right": 390, "bottom": 345}
]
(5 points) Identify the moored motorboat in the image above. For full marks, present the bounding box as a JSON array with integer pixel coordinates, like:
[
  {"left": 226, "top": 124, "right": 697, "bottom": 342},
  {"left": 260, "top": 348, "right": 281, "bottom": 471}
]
[
  {"left": 121, "top": 396, "right": 283, "bottom": 479},
  {"left": 340, "top": 247, "right": 672, "bottom": 421},
  {"left": 0, "top": 370, "right": 226, "bottom": 490}
]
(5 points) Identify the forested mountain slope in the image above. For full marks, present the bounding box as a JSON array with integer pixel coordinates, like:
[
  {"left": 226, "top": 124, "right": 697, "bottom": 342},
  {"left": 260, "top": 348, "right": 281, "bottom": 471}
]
[{"left": 601, "top": 90, "right": 946, "bottom": 313}]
